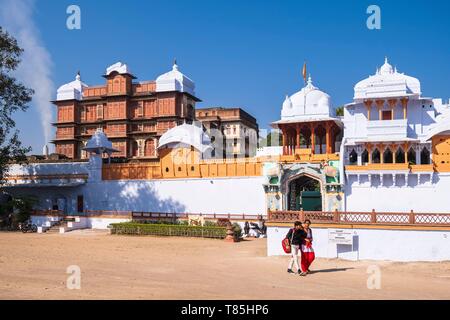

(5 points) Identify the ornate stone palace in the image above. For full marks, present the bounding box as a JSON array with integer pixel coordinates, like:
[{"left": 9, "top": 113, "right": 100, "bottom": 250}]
[{"left": 52, "top": 61, "right": 199, "bottom": 159}]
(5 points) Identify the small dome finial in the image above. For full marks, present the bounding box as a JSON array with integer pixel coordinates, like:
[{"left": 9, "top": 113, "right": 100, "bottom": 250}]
[
  {"left": 76, "top": 70, "right": 81, "bottom": 81},
  {"left": 385, "top": 56, "right": 388, "bottom": 64},
  {"left": 172, "top": 58, "right": 179, "bottom": 71}
]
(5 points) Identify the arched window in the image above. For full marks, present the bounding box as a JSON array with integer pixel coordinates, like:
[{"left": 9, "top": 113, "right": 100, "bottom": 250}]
[
  {"left": 131, "top": 140, "right": 139, "bottom": 157},
  {"left": 421, "top": 147, "right": 430, "bottom": 164},
  {"left": 144, "top": 139, "right": 155, "bottom": 157},
  {"left": 362, "top": 149, "right": 369, "bottom": 164},
  {"left": 407, "top": 147, "right": 416, "bottom": 165},
  {"left": 372, "top": 148, "right": 381, "bottom": 164},
  {"left": 395, "top": 147, "right": 405, "bottom": 164},
  {"left": 349, "top": 149, "right": 357, "bottom": 164},
  {"left": 383, "top": 148, "right": 393, "bottom": 163}
]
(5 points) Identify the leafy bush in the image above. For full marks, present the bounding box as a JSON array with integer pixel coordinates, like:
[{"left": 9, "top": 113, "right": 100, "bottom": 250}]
[
  {"left": 0, "top": 195, "right": 37, "bottom": 226},
  {"left": 232, "top": 223, "right": 242, "bottom": 240},
  {"left": 204, "top": 220, "right": 218, "bottom": 227},
  {"left": 110, "top": 222, "right": 227, "bottom": 239}
]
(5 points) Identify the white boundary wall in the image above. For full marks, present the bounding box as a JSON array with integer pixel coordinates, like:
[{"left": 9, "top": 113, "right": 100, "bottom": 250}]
[
  {"left": 345, "top": 174, "right": 450, "bottom": 212},
  {"left": 267, "top": 225, "right": 450, "bottom": 262},
  {"left": 82, "top": 177, "right": 267, "bottom": 215},
  {"left": 31, "top": 215, "right": 131, "bottom": 230}
]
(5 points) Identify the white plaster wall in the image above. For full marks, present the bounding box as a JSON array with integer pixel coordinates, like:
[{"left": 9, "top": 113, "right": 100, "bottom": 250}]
[
  {"left": 82, "top": 176, "right": 267, "bottom": 216},
  {"left": 31, "top": 215, "right": 62, "bottom": 227},
  {"left": 345, "top": 174, "right": 450, "bottom": 212},
  {"left": 7, "top": 187, "right": 82, "bottom": 213},
  {"left": 86, "top": 217, "right": 131, "bottom": 229},
  {"left": 267, "top": 226, "right": 450, "bottom": 262},
  {"left": 7, "top": 162, "right": 89, "bottom": 176}
]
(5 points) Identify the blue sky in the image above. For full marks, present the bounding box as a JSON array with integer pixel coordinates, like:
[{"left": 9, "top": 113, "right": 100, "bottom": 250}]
[{"left": 3, "top": 0, "right": 450, "bottom": 153}]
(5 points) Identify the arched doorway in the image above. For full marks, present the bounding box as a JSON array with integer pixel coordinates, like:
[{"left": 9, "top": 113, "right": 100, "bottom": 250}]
[{"left": 287, "top": 175, "right": 322, "bottom": 211}]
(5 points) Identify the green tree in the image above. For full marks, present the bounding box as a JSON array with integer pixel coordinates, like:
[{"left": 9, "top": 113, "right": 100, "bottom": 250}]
[
  {"left": 336, "top": 106, "right": 344, "bottom": 116},
  {"left": 0, "top": 27, "right": 34, "bottom": 183},
  {"left": 260, "top": 131, "right": 283, "bottom": 147}
]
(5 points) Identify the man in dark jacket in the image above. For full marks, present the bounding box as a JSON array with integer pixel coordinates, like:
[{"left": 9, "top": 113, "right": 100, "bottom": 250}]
[{"left": 286, "top": 221, "right": 306, "bottom": 275}]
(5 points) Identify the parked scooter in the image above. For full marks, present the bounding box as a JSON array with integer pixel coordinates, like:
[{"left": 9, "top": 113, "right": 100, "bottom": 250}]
[{"left": 18, "top": 220, "right": 38, "bottom": 233}]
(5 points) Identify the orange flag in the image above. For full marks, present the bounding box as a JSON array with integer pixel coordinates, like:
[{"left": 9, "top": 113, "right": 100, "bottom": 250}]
[{"left": 302, "top": 62, "right": 307, "bottom": 83}]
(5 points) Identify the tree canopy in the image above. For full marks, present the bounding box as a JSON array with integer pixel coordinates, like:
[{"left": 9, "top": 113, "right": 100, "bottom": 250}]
[{"left": 0, "top": 26, "right": 34, "bottom": 183}]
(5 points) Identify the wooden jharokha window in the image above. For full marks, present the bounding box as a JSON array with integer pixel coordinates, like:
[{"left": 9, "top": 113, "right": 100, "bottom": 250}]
[{"left": 382, "top": 110, "right": 393, "bottom": 120}]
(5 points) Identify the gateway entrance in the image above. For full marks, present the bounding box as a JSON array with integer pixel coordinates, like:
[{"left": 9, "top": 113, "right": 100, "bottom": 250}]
[{"left": 288, "top": 175, "right": 322, "bottom": 211}]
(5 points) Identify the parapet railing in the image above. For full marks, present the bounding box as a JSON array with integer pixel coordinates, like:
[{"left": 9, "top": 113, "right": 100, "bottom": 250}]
[
  {"left": 131, "top": 212, "right": 264, "bottom": 221},
  {"left": 31, "top": 210, "right": 65, "bottom": 216},
  {"left": 268, "top": 210, "right": 450, "bottom": 227}
]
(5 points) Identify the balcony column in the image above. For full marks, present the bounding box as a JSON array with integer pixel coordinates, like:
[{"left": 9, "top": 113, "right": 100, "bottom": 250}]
[
  {"left": 325, "top": 122, "right": 331, "bottom": 154},
  {"left": 375, "top": 100, "right": 385, "bottom": 120},
  {"left": 404, "top": 142, "right": 409, "bottom": 164},
  {"left": 367, "top": 143, "right": 372, "bottom": 164},
  {"left": 356, "top": 145, "right": 363, "bottom": 166},
  {"left": 392, "top": 144, "right": 397, "bottom": 164},
  {"left": 380, "top": 144, "right": 384, "bottom": 164},
  {"left": 296, "top": 124, "right": 300, "bottom": 151},
  {"left": 282, "top": 128, "right": 287, "bottom": 155},
  {"left": 388, "top": 99, "right": 397, "bottom": 120},
  {"left": 401, "top": 97, "right": 409, "bottom": 120},
  {"left": 415, "top": 144, "right": 421, "bottom": 165},
  {"left": 136, "top": 139, "right": 145, "bottom": 157},
  {"left": 310, "top": 123, "right": 316, "bottom": 154},
  {"left": 364, "top": 100, "right": 373, "bottom": 120}
]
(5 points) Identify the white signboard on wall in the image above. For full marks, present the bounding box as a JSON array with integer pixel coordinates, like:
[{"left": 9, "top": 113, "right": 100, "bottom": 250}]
[{"left": 328, "top": 229, "right": 354, "bottom": 245}]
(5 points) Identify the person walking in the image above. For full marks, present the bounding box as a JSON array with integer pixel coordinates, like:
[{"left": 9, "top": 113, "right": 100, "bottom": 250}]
[
  {"left": 300, "top": 219, "right": 315, "bottom": 275},
  {"left": 285, "top": 221, "right": 306, "bottom": 275}
]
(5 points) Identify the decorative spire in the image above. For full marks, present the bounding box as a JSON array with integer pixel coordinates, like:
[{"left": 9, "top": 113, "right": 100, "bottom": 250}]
[
  {"left": 75, "top": 70, "right": 81, "bottom": 81},
  {"left": 173, "top": 58, "right": 178, "bottom": 71}
]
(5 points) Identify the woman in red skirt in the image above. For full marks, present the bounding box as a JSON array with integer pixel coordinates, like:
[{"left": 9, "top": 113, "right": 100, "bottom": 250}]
[{"left": 300, "top": 219, "right": 315, "bottom": 275}]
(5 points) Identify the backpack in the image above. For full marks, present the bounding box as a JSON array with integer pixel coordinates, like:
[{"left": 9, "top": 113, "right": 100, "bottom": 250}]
[{"left": 282, "top": 228, "right": 294, "bottom": 254}]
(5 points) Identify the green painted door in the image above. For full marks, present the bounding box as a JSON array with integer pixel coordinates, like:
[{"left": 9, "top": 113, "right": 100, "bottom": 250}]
[{"left": 301, "top": 191, "right": 322, "bottom": 211}]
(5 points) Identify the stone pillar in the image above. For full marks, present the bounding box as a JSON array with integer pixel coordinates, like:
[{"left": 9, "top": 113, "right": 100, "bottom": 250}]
[
  {"left": 137, "top": 139, "right": 145, "bottom": 157},
  {"left": 415, "top": 144, "right": 421, "bottom": 165},
  {"left": 388, "top": 99, "right": 397, "bottom": 120},
  {"left": 401, "top": 97, "right": 409, "bottom": 120},
  {"left": 310, "top": 123, "right": 316, "bottom": 154},
  {"left": 375, "top": 100, "right": 385, "bottom": 120},
  {"left": 364, "top": 100, "right": 372, "bottom": 120},
  {"left": 282, "top": 130, "right": 287, "bottom": 155},
  {"left": 404, "top": 143, "right": 409, "bottom": 164},
  {"left": 296, "top": 124, "right": 300, "bottom": 150},
  {"left": 356, "top": 145, "right": 363, "bottom": 166},
  {"left": 325, "top": 122, "right": 331, "bottom": 154},
  {"left": 392, "top": 144, "right": 397, "bottom": 164}
]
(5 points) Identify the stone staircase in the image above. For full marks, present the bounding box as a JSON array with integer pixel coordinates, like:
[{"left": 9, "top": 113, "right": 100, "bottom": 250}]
[
  {"left": 45, "top": 221, "right": 68, "bottom": 234},
  {"left": 38, "top": 217, "right": 86, "bottom": 234}
]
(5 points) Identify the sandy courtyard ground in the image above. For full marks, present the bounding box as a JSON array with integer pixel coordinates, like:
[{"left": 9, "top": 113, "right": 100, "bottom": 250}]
[{"left": 0, "top": 230, "right": 449, "bottom": 300}]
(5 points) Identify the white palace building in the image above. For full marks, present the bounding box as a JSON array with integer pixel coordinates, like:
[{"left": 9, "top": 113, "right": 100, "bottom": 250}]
[{"left": 2, "top": 58, "right": 450, "bottom": 262}]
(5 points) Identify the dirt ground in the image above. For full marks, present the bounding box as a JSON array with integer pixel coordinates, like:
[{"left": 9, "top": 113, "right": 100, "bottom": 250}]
[{"left": 0, "top": 230, "right": 449, "bottom": 300}]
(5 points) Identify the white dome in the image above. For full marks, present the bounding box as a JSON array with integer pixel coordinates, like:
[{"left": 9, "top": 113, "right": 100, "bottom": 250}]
[
  {"left": 56, "top": 72, "right": 88, "bottom": 101},
  {"left": 281, "top": 76, "right": 334, "bottom": 121},
  {"left": 105, "top": 62, "right": 132, "bottom": 76},
  {"left": 83, "top": 129, "right": 118, "bottom": 154},
  {"left": 157, "top": 122, "right": 212, "bottom": 153},
  {"left": 156, "top": 61, "right": 195, "bottom": 96},
  {"left": 354, "top": 58, "right": 421, "bottom": 100}
]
